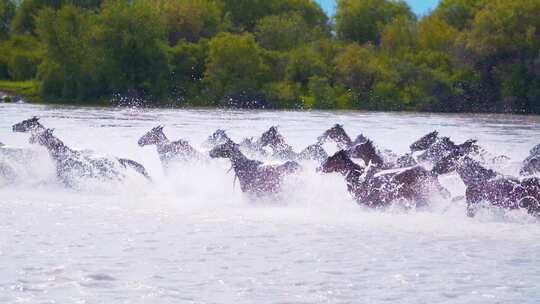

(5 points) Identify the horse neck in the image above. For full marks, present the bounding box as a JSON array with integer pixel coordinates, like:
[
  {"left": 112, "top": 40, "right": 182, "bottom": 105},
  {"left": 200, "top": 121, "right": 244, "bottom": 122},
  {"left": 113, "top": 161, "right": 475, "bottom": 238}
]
[
  {"left": 154, "top": 131, "right": 171, "bottom": 150},
  {"left": 363, "top": 148, "right": 384, "bottom": 167},
  {"left": 457, "top": 159, "right": 497, "bottom": 187},
  {"left": 344, "top": 159, "right": 364, "bottom": 183},
  {"left": 39, "top": 134, "right": 74, "bottom": 159},
  {"left": 229, "top": 148, "right": 254, "bottom": 169},
  {"left": 269, "top": 134, "right": 292, "bottom": 152},
  {"left": 31, "top": 123, "right": 46, "bottom": 133},
  {"left": 337, "top": 133, "right": 353, "bottom": 148}
]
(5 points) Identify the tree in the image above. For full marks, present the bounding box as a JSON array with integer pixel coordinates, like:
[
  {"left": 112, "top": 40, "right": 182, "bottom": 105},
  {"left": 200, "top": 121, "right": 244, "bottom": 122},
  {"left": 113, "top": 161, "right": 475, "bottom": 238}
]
[
  {"left": 335, "top": 0, "right": 414, "bottom": 44},
  {"left": 97, "top": 0, "right": 169, "bottom": 101},
  {"left": 204, "top": 32, "right": 270, "bottom": 107},
  {"left": 255, "top": 12, "right": 317, "bottom": 51},
  {"left": 285, "top": 45, "right": 328, "bottom": 87},
  {"left": 462, "top": 0, "right": 540, "bottom": 112},
  {"left": 380, "top": 15, "right": 417, "bottom": 55},
  {"left": 434, "top": 0, "right": 487, "bottom": 30},
  {"left": 0, "top": 0, "right": 15, "bottom": 38},
  {"left": 221, "top": 0, "right": 327, "bottom": 32},
  {"left": 157, "top": 0, "right": 224, "bottom": 45},
  {"left": 11, "top": 0, "right": 101, "bottom": 34},
  {"left": 35, "top": 5, "right": 102, "bottom": 99}
]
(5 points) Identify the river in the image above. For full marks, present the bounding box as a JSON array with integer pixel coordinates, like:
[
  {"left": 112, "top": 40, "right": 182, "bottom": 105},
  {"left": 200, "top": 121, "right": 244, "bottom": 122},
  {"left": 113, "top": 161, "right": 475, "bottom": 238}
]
[{"left": 1, "top": 103, "right": 539, "bottom": 303}]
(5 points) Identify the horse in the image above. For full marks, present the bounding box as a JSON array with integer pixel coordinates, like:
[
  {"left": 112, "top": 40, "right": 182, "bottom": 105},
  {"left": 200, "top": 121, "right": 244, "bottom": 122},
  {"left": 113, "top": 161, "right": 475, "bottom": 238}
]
[
  {"left": 258, "top": 126, "right": 328, "bottom": 162},
  {"left": 317, "top": 124, "right": 368, "bottom": 149},
  {"left": 12, "top": 116, "right": 46, "bottom": 133},
  {"left": 205, "top": 129, "right": 235, "bottom": 147},
  {"left": 205, "top": 129, "right": 269, "bottom": 158},
  {"left": 520, "top": 144, "right": 540, "bottom": 176},
  {"left": 209, "top": 141, "right": 301, "bottom": 195},
  {"left": 433, "top": 151, "right": 540, "bottom": 217},
  {"left": 319, "top": 150, "right": 448, "bottom": 209},
  {"left": 346, "top": 140, "right": 417, "bottom": 169},
  {"left": 28, "top": 128, "right": 150, "bottom": 187},
  {"left": 138, "top": 125, "right": 206, "bottom": 168},
  {"left": 410, "top": 130, "right": 482, "bottom": 164}
]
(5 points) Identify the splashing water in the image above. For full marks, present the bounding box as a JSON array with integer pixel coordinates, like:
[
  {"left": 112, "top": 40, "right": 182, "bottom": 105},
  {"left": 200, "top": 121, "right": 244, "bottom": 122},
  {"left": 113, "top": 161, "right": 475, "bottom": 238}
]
[{"left": 1, "top": 103, "right": 540, "bottom": 303}]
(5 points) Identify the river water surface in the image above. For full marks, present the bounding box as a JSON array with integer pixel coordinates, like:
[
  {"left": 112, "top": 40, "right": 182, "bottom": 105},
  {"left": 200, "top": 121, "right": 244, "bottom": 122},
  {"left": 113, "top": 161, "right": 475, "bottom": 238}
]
[{"left": 0, "top": 103, "right": 539, "bottom": 303}]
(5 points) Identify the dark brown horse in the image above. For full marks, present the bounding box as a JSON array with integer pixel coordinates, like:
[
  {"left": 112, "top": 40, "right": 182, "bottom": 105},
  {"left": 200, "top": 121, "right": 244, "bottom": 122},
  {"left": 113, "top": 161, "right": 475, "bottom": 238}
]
[
  {"left": 520, "top": 144, "right": 540, "bottom": 176},
  {"left": 410, "top": 130, "right": 481, "bottom": 164},
  {"left": 319, "top": 150, "right": 448, "bottom": 209},
  {"left": 138, "top": 126, "right": 206, "bottom": 168},
  {"left": 346, "top": 140, "right": 417, "bottom": 169},
  {"left": 433, "top": 152, "right": 540, "bottom": 217},
  {"left": 209, "top": 141, "right": 300, "bottom": 195},
  {"left": 317, "top": 124, "right": 368, "bottom": 149},
  {"left": 258, "top": 126, "right": 328, "bottom": 162}
]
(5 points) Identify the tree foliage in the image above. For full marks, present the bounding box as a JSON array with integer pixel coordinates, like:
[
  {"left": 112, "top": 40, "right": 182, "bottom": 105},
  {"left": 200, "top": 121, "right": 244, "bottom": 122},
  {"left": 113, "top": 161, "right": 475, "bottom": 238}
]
[{"left": 0, "top": 0, "right": 538, "bottom": 113}]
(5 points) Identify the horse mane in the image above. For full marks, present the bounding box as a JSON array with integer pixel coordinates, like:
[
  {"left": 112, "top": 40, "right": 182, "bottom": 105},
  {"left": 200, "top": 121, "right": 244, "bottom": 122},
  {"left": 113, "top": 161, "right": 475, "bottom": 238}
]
[{"left": 458, "top": 156, "right": 498, "bottom": 186}]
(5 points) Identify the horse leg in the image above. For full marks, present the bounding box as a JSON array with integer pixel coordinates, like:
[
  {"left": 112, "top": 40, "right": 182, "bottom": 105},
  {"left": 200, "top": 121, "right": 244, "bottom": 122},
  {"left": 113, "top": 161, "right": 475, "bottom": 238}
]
[
  {"left": 465, "top": 186, "right": 483, "bottom": 217},
  {"left": 118, "top": 158, "right": 151, "bottom": 181}
]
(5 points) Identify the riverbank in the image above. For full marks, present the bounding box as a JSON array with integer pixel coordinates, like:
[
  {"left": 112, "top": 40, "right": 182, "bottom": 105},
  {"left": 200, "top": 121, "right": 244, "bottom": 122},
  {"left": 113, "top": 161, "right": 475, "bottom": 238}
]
[{"left": 0, "top": 80, "right": 39, "bottom": 103}]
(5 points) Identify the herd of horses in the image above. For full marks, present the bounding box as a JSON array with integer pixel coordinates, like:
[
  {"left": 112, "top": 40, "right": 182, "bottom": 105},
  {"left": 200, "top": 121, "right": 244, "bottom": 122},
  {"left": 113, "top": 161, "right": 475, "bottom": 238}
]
[{"left": 2, "top": 116, "right": 540, "bottom": 218}]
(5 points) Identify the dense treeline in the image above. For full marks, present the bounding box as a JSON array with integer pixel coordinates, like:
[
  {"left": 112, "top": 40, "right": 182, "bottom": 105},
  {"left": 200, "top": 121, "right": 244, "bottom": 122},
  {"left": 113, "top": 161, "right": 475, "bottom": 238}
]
[{"left": 0, "top": 0, "right": 539, "bottom": 113}]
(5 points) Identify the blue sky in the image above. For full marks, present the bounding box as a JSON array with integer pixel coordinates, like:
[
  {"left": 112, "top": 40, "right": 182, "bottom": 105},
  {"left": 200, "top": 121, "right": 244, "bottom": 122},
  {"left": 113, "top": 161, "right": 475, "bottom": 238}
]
[{"left": 316, "top": 0, "right": 440, "bottom": 16}]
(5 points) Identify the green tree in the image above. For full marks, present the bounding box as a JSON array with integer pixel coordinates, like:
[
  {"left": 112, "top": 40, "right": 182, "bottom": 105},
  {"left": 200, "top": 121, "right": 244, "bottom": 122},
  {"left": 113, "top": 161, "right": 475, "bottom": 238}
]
[
  {"left": 0, "top": 0, "right": 15, "bottom": 38},
  {"left": 221, "top": 0, "right": 327, "bottom": 32},
  {"left": 255, "top": 12, "right": 318, "bottom": 51},
  {"left": 97, "top": 0, "right": 169, "bottom": 100},
  {"left": 335, "top": 0, "right": 414, "bottom": 44},
  {"left": 462, "top": 0, "right": 540, "bottom": 112},
  {"left": 168, "top": 39, "right": 208, "bottom": 103},
  {"left": 35, "top": 5, "right": 102, "bottom": 99},
  {"left": 11, "top": 0, "right": 101, "bottom": 34},
  {"left": 204, "top": 32, "right": 270, "bottom": 107},
  {"left": 434, "top": 0, "right": 487, "bottom": 30},
  {"left": 286, "top": 45, "right": 328, "bottom": 87},
  {"left": 158, "top": 0, "right": 224, "bottom": 45},
  {"left": 380, "top": 15, "right": 417, "bottom": 55}
]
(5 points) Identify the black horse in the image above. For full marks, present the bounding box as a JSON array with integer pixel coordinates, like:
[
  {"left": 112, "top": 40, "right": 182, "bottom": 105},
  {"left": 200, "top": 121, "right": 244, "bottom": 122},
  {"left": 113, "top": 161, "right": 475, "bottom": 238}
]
[
  {"left": 258, "top": 126, "right": 328, "bottom": 162},
  {"left": 317, "top": 124, "right": 368, "bottom": 149},
  {"left": 410, "top": 130, "right": 482, "bottom": 164},
  {"left": 347, "top": 140, "right": 417, "bottom": 169},
  {"left": 205, "top": 129, "right": 268, "bottom": 157},
  {"left": 209, "top": 141, "right": 300, "bottom": 195},
  {"left": 26, "top": 128, "right": 150, "bottom": 186},
  {"left": 520, "top": 144, "right": 540, "bottom": 176},
  {"left": 319, "top": 150, "right": 448, "bottom": 209},
  {"left": 433, "top": 151, "right": 540, "bottom": 217},
  {"left": 138, "top": 125, "right": 206, "bottom": 168}
]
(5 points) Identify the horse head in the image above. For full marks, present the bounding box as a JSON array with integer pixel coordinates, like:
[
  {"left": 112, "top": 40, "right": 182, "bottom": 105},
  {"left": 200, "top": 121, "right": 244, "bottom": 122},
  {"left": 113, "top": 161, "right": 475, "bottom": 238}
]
[
  {"left": 259, "top": 126, "right": 282, "bottom": 147},
  {"left": 348, "top": 140, "right": 383, "bottom": 166},
  {"left": 317, "top": 124, "right": 351, "bottom": 146},
  {"left": 12, "top": 116, "right": 44, "bottom": 133},
  {"left": 431, "top": 149, "right": 465, "bottom": 175},
  {"left": 209, "top": 141, "right": 240, "bottom": 159},
  {"left": 319, "top": 150, "right": 356, "bottom": 174},
  {"left": 138, "top": 125, "right": 166, "bottom": 147},
  {"left": 521, "top": 155, "right": 540, "bottom": 176},
  {"left": 410, "top": 131, "right": 438, "bottom": 152},
  {"left": 530, "top": 143, "right": 540, "bottom": 156},
  {"left": 206, "top": 129, "right": 233, "bottom": 147}
]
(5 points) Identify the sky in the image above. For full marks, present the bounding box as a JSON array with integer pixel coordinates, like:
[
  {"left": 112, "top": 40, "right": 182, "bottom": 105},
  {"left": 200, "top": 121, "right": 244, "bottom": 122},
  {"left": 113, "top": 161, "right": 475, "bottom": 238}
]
[{"left": 316, "top": 0, "right": 441, "bottom": 16}]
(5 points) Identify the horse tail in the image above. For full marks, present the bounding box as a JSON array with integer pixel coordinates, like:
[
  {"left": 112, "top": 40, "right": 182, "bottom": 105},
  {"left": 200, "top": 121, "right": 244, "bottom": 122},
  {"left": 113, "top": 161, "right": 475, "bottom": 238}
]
[{"left": 118, "top": 158, "right": 151, "bottom": 181}]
